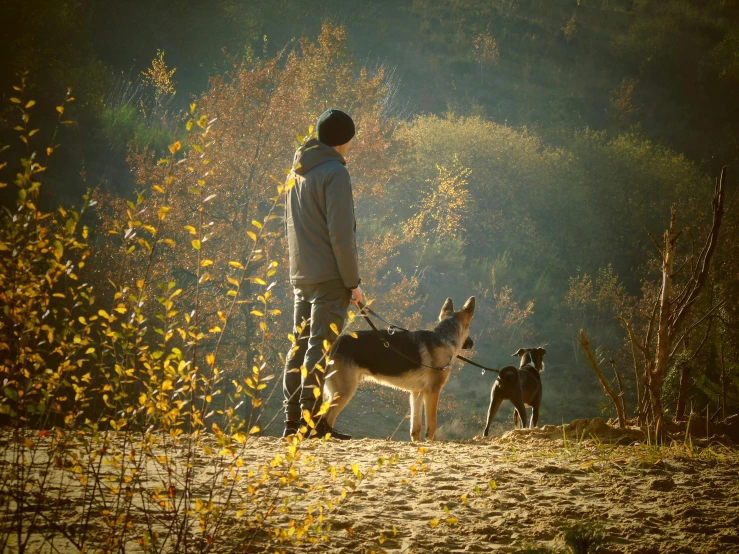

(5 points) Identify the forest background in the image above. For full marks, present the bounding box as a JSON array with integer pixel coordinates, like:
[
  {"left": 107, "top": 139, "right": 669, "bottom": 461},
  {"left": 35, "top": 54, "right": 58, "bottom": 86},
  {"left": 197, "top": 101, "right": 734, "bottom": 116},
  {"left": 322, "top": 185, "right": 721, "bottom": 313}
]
[{"left": 2, "top": 0, "right": 738, "bottom": 439}]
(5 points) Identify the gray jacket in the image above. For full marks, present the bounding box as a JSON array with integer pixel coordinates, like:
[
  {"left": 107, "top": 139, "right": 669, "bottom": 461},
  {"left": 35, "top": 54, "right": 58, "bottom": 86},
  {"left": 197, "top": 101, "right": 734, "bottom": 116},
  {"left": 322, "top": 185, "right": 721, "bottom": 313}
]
[{"left": 285, "top": 139, "right": 361, "bottom": 289}]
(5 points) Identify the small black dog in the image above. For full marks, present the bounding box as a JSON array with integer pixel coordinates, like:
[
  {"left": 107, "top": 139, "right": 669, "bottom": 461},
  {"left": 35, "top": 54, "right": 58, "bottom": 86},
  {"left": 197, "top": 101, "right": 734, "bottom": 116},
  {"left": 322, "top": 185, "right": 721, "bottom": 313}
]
[{"left": 483, "top": 347, "right": 546, "bottom": 436}]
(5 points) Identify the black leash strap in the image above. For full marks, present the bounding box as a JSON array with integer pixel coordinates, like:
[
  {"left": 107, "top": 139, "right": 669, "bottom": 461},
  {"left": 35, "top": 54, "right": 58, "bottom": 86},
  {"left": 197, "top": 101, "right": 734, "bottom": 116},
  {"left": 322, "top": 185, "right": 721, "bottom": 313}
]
[
  {"left": 355, "top": 302, "right": 500, "bottom": 375},
  {"left": 456, "top": 354, "right": 500, "bottom": 375},
  {"left": 355, "top": 302, "right": 453, "bottom": 371},
  {"left": 359, "top": 304, "right": 409, "bottom": 333}
]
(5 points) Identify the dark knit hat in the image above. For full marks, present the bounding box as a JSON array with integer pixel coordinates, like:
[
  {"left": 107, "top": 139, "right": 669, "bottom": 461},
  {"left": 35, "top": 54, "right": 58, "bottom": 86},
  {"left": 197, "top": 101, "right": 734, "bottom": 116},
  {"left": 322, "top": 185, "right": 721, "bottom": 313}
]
[{"left": 316, "top": 108, "right": 355, "bottom": 147}]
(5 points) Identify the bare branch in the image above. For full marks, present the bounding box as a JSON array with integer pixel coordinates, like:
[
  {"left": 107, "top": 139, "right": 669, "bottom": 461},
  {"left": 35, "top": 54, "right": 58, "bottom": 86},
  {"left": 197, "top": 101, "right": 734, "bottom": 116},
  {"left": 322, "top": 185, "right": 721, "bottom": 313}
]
[
  {"left": 668, "top": 299, "right": 725, "bottom": 361},
  {"left": 645, "top": 228, "right": 663, "bottom": 254},
  {"left": 686, "top": 317, "right": 713, "bottom": 364},
  {"left": 670, "top": 167, "right": 726, "bottom": 330},
  {"left": 578, "top": 330, "right": 626, "bottom": 428},
  {"left": 671, "top": 257, "right": 689, "bottom": 278}
]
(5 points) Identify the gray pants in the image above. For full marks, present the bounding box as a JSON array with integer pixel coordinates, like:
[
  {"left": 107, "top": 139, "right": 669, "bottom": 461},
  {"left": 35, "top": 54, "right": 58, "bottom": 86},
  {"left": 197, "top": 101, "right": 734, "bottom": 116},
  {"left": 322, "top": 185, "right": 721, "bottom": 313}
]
[{"left": 283, "top": 279, "right": 351, "bottom": 422}]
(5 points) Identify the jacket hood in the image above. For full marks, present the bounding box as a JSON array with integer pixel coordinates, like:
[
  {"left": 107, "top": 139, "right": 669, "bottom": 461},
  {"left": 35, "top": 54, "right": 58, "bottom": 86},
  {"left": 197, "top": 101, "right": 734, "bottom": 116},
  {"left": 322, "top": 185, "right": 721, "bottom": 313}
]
[{"left": 292, "top": 138, "right": 345, "bottom": 176}]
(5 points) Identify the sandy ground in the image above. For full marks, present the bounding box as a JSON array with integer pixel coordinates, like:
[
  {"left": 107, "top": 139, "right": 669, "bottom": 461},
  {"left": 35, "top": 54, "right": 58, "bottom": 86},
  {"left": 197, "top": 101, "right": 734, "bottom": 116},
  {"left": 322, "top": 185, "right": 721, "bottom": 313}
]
[
  {"left": 2, "top": 419, "right": 739, "bottom": 553},
  {"left": 259, "top": 420, "right": 739, "bottom": 554}
]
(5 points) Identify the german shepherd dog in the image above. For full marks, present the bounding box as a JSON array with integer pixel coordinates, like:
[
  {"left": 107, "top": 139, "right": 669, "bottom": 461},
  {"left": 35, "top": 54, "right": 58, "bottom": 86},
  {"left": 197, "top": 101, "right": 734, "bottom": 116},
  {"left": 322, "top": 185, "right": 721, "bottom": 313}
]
[
  {"left": 323, "top": 297, "right": 476, "bottom": 441},
  {"left": 483, "top": 347, "right": 546, "bottom": 436}
]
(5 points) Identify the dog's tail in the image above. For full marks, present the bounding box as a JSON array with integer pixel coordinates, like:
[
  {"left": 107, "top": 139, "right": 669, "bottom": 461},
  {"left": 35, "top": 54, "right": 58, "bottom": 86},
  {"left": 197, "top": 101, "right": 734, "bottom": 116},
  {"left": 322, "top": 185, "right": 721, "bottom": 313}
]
[{"left": 498, "top": 366, "right": 520, "bottom": 386}]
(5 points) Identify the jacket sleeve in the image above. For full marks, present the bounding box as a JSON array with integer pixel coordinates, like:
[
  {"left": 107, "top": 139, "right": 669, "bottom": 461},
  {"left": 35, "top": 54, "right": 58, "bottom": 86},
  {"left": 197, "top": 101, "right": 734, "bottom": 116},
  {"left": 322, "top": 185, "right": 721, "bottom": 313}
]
[{"left": 325, "top": 165, "right": 361, "bottom": 289}]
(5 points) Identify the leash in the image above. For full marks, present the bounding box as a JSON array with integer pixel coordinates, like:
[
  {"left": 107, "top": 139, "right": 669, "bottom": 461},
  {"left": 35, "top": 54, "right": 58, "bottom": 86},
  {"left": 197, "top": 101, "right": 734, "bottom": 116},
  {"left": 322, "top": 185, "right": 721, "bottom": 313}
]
[
  {"left": 355, "top": 302, "right": 454, "bottom": 371},
  {"left": 456, "top": 354, "right": 500, "bottom": 375},
  {"left": 355, "top": 302, "right": 500, "bottom": 375}
]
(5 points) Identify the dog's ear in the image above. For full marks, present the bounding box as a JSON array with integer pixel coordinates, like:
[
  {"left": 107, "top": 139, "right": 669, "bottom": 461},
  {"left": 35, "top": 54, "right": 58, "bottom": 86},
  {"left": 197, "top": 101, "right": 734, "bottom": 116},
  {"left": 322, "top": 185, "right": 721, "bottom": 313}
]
[
  {"left": 512, "top": 348, "right": 526, "bottom": 357},
  {"left": 439, "top": 298, "right": 454, "bottom": 320},
  {"left": 537, "top": 347, "right": 547, "bottom": 355},
  {"left": 462, "top": 296, "right": 475, "bottom": 316}
]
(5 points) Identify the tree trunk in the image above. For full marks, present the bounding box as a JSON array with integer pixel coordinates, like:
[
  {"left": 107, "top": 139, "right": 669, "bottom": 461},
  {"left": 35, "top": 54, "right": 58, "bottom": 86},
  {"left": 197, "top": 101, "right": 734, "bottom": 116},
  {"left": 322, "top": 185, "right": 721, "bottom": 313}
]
[{"left": 651, "top": 207, "right": 677, "bottom": 430}]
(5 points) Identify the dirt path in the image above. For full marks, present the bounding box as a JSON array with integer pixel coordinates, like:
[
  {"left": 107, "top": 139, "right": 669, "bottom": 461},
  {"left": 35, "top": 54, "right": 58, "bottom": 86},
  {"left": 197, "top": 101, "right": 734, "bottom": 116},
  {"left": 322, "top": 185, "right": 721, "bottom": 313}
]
[
  {"left": 2, "top": 420, "right": 738, "bottom": 553},
  {"left": 251, "top": 420, "right": 739, "bottom": 553}
]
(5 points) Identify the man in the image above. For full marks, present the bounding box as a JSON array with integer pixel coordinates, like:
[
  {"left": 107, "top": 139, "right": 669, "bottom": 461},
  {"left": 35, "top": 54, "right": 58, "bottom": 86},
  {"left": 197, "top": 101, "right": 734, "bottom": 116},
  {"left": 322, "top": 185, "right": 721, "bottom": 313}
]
[{"left": 282, "top": 108, "right": 363, "bottom": 440}]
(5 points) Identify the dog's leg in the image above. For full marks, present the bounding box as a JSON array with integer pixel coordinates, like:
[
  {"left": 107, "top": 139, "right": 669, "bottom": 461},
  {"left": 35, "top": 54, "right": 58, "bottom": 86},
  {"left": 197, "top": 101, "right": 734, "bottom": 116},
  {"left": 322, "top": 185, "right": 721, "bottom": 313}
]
[
  {"left": 483, "top": 392, "right": 503, "bottom": 437},
  {"left": 530, "top": 396, "right": 541, "bottom": 428},
  {"left": 531, "top": 389, "right": 541, "bottom": 427},
  {"left": 422, "top": 389, "right": 441, "bottom": 441},
  {"left": 410, "top": 391, "right": 424, "bottom": 442},
  {"left": 513, "top": 400, "right": 528, "bottom": 429},
  {"left": 513, "top": 409, "right": 520, "bottom": 428},
  {"left": 323, "top": 365, "right": 359, "bottom": 428}
]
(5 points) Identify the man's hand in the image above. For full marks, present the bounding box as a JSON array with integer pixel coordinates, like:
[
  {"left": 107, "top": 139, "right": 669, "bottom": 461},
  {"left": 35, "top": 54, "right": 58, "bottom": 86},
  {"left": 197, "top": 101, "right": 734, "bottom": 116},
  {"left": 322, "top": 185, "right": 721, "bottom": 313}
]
[{"left": 350, "top": 286, "right": 363, "bottom": 306}]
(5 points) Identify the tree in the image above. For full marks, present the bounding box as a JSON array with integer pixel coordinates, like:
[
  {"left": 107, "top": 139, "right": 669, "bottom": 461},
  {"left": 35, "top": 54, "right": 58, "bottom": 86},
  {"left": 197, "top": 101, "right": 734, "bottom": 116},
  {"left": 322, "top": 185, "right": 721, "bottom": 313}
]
[{"left": 622, "top": 168, "right": 727, "bottom": 430}]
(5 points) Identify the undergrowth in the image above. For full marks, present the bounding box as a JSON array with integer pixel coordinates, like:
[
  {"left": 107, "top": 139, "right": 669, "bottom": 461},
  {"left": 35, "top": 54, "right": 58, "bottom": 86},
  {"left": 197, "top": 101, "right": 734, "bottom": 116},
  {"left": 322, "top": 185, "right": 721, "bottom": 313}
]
[{"left": 0, "top": 76, "right": 417, "bottom": 553}]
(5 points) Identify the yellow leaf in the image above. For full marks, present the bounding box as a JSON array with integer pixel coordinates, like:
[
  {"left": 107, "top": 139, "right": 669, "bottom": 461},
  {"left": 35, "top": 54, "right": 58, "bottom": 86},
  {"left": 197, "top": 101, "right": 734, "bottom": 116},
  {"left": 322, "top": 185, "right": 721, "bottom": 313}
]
[
  {"left": 46, "top": 147, "right": 53, "bottom": 156},
  {"left": 209, "top": 326, "right": 222, "bottom": 333},
  {"left": 249, "top": 425, "right": 260, "bottom": 435},
  {"left": 191, "top": 239, "right": 201, "bottom": 250},
  {"left": 251, "top": 220, "right": 263, "bottom": 229},
  {"left": 352, "top": 463, "right": 360, "bottom": 478},
  {"left": 429, "top": 519, "right": 439, "bottom": 528},
  {"left": 252, "top": 278, "right": 266, "bottom": 286},
  {"left": 190, "top": 102, "right": 196, "bottom": 113},
  {"left": 227, "top": 276, "right": 240, "bottom": 286},
  {"left": 330, "top": 322, "right": 339, "bottom": 336},
  {"left": 446, "top": 517, "right": 458, "bottom": 525},
  {"left": 10, "top": 97, "right": 21, "bottom": 104},
  {"left": 56, "top": 105, "right": 64, "bottom": 114},
  {"left": 184, "top": 225, "right": 197, "bottom": 235},
  {"left": 229, "top": 261, "right": 244, "bottom": 269},
  {"left": 201, "top": 259, "right": 213, "bottom": 267},
  {"left": 250, "top": 310, "right": 264, "bottom": 316},
  {"left": 247, "top": 231, "right": 257, "bottom": 242},
  {"left": 25, "top": 100, "right": 36, "bottom": 109},
  {"left": 169, "top": 140, "right": 181, "bottom": 154}
]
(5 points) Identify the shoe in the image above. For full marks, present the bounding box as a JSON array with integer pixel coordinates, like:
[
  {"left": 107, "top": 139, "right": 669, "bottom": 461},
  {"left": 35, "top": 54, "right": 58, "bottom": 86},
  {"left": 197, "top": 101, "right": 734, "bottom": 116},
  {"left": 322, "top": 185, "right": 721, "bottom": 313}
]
[
  {"left": 282, "top": 421, "right": 299, "bottom": 438},
  {"left": 309, "top": 419, "right": 352, "bottom": 440}
]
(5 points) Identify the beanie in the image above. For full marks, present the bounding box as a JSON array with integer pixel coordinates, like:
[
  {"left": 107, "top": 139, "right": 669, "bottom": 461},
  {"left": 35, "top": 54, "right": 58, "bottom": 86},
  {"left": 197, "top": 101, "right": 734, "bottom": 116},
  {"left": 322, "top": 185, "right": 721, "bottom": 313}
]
[{"left": 316, "top": 108, "right": 355, "bottom": 147}]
